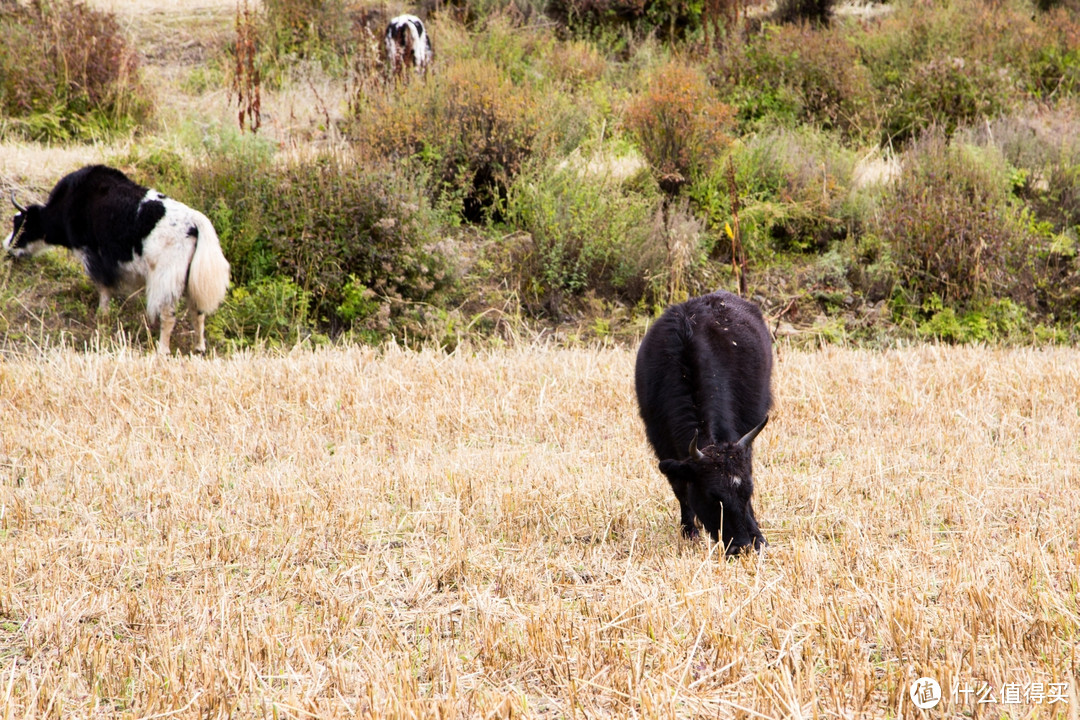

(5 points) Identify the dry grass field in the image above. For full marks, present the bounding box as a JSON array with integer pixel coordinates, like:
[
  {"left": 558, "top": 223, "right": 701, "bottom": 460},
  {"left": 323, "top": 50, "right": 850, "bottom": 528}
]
[{"left": 0, "top": 342, "right": 1078, "bottom": 718}]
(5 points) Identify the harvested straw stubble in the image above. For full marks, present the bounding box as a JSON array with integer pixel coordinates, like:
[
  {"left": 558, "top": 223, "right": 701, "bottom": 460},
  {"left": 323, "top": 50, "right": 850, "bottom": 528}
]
[{"left": 0, "top": 343, "right": 1077, "bottom": 718}]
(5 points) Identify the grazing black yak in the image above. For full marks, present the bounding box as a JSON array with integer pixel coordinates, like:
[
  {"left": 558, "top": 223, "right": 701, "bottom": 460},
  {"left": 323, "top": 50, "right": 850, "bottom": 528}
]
[{"left": 635, "top": 290, "right": 773, "bottom": 555}]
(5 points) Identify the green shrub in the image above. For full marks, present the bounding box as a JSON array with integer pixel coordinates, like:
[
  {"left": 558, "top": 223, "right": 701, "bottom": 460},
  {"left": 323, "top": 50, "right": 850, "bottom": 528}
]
[
  {"left": 0, "top": 0, "right": 152, "bottom": 141},
  {"left": 131, "top": 125, "right": 279, "bottom": 286},
  {"left": 916, "top": 297, "right": 1032, "bottom": 344},
  {"left": 134, "top": 135, "right": 454, "bottom": 339},
  {"left": 261, "top": 157, "right": 454, "bottom": 331},
  {"left": 854, "top": 1, "right": 1021, "bottom": 146},
  {"left": 696, "top": 129, "right": 856, "bottom": 256},
  {"left": 505, "top": 154, "right": 667, "bottom": 309},
  {"left": 885, "top": 56, "right": 1012, "bottom": 146},
  {"left": 207, "top": 277, "right": 314, "bottom": 349},
  {"left": 723, "top": 23, "right": 872, "bottom": 137}
]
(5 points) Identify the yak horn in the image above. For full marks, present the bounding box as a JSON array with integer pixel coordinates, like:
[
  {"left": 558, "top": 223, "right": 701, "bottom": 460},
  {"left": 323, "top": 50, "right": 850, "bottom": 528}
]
[
  {"left": 736, "top": 415, "right": 769, "bottom": 448},
  {"left": 688, "top": 430, "right": 705, "bottom": 461},
  {"left": 10, "top": 191, "right": 26, "bottom": 213}
]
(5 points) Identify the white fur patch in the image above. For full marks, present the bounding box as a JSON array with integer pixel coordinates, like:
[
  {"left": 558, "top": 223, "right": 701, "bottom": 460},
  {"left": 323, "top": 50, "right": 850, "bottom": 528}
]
[
  {"left": 385, "top": 14, "right": 433, "bottom": 72},
  {"left": 138, "top": 192, "right": 203, "bottom": 320},
  {"left": 10, "top": 239, "right": 47, "bottom": 257},
  {"left": 731, "top": 475, "right": 742, "bottom": 487}
]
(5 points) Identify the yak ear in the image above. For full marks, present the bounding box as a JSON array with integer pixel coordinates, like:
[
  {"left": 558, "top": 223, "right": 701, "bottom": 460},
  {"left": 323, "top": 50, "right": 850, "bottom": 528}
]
[
  {"left": 736, "top": 415, "right": 769, "bottom": 448},
  {"left": 658, "top": 459, "right": 689, "bottom": 480}
]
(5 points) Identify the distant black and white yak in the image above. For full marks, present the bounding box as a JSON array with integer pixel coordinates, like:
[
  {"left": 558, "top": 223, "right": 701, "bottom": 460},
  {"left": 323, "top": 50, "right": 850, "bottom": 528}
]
[
  {"left": 5, "top": 165, "right": 230, "bottom": 355},
  {"left": 635, "top": 290, "right": 773, "bottom": 555},
  {"left": 384, "top": 14, "right": 433, "bottom": 78}
]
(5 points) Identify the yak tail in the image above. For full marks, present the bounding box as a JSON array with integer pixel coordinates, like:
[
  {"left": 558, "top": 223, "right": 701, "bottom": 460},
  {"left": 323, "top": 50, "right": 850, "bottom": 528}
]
[{"left": 187, "top": 213, "right": 230, "bottom": 314}]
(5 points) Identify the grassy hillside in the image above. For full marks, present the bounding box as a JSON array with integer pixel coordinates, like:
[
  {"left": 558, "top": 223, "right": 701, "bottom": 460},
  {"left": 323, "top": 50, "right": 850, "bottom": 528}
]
[
  {"left": 2, "top": 0, "right": 1080, "bottom": 352},
  {"left": 1, "top": 344, "right": 1077, "bottom": 717}
]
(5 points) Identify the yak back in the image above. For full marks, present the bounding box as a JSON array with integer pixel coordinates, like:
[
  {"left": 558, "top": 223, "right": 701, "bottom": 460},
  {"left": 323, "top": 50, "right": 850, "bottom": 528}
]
[
  {"left": 42, "top": 165, "right": 166, "bottom": 289},
  {"left": 635, "top": 290, "right": 772, "bottom": 462}
]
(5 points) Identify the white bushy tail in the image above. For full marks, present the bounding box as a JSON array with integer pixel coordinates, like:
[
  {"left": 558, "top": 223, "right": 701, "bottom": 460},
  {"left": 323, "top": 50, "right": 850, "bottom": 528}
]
[{"left": 187, "top": 213, "right": 230, "bottom": 313}]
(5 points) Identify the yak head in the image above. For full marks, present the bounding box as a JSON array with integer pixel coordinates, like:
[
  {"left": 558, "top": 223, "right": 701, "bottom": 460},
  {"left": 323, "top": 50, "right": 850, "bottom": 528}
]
[
  {"left": 659, "top": 415, "right": 769, "bottom": 556},
  {"left": 5, "top": 192, "right": 47, "bottom": 257}
]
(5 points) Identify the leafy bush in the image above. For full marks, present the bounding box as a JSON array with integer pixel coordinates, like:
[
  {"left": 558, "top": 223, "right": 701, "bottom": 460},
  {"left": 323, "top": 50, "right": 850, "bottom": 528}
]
[
  {"left": 0, "top": 0, "right": 152, "bottom": 141},
  {"left": 207, "top": 277, "right": 314, "bottom": 349},
  {"left": 136, "top": 135, "right": 454, "bottom": 339},
  {"left": 854, "top": 1, "right": 1021, "bottom": 146},
  {"left": 505, "top": 155, "right": 666, "bottom": 310},
  {"left": 259, "top": 157, "right": 454, "bottom": 331},
  {"left": 624, "top": 61, "right": 732, "bottom": 194},
  {"left": 916, "top": 297, "right": 1032, "bottom": 344},
  {"left": 885, "top": 56, "right": 1012, "bottom": 146},
  {"left": 695, "top": 129, "right": 856, "bottom": 256}
]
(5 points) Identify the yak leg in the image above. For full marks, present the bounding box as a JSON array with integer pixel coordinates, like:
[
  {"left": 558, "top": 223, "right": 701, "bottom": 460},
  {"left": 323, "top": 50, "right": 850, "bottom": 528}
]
[
  {"left": 666, "top": 477, "right": 699, "bottom": 539},
  {"left": 677, "top": 498, "right": 699, "bottom": 539},
  {"left": 96, "top": 287, "right": 111, "bottom": 315},
  {"left": 157, "top": 304, "right": 176, "bottom": 355},
  {"left": 189, "top": 307, "right": 207, "bottom": 354}
]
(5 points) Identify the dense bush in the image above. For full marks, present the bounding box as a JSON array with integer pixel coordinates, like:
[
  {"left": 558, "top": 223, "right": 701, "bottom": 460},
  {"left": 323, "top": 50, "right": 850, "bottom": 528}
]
[
  {"left": 351, "top": 55, "right": 541, "bottom": 221},
  {"left": 872, "top": 131, "right": 1035, "bottom": 308},
  {"left": 0, "top": 0, "right": 152, "bottom": 140},
  {"left": 137, "top": 137, "right": 454, "bottom": 340},
  {"left": 207, "top": 276, "right": 313, "bottom": 349},
  {"left": 855, "top": 2, "right": 1020, "bottom": 146},
  {"left": 693, "top": 129, "right": 856, "bottom": 256},
  {"left": 715, "top": 22, "right": 872, "bottom": 137}
]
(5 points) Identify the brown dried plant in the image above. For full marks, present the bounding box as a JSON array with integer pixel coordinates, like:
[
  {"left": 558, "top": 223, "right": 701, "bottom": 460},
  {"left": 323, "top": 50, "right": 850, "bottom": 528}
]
[{"left": 233, "top": 0, "right": 262, "bottom": 133}]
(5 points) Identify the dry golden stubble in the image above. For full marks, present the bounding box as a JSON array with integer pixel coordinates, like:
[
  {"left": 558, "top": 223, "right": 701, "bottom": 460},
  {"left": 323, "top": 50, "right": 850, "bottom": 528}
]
[{"left": 0, "top": 343, "right": 1077, "bottom": 718}]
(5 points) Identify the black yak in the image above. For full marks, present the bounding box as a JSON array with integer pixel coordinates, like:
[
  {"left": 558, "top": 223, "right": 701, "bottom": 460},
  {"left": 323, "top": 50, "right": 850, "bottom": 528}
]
[{"left": 635, "top": 290, "right": 773, "bottom": 555}]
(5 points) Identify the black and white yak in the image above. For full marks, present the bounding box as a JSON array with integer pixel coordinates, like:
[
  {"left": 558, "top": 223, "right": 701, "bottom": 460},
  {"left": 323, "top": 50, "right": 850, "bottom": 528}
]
[
  {"left": 635, "top": 290, "right": 773, "bottom": 555},
  {"left": 384, "top": 14, "right": 433, "bottom": 78},
  {"left": 5, "top": 165, "right": 230, "bottom": 355}
]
